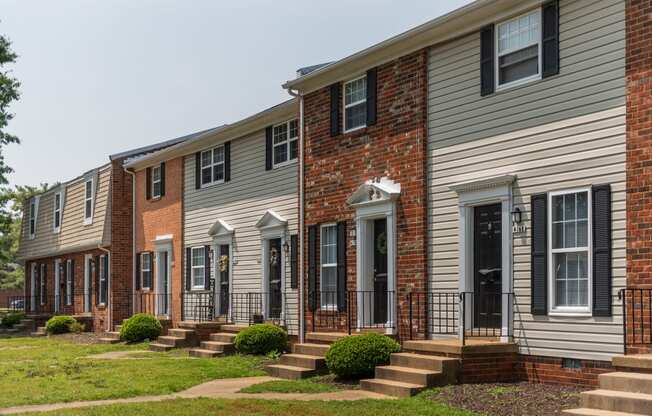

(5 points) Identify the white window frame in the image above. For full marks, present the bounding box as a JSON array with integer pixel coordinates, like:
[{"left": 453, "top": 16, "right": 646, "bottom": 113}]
[
  {"left": 547, "top": 188, "right": 592, "bottom": 316},
  {"left": 320, "top": 224, "right": 338, "bottom": 310},
  {"left": 272, "top": 119, "right": 299, "bottom": 168},
  {"left": 200, "top": 145, "right": 225, "bottom": 188},
  {"left": 29, "top": 197, "right": 38, "bottom": 239},
  {"left": 141, "top": 252, "right": 152, "bottom": 290},
  {"left": 151, "top": 166, "right": 162, "bottom": 199},
  {"left": 343, "top": 75, "right": 367, "bottom": 133},
  {"left": 83, "top": 178, "right": 94, "bottom": 225},
  {"left": 99, "top": 254, "right": 108, "bottom": 306},
  {"left": 495, "top": 9, "right": 542, "bottom": 91},
  {"left": 65, "top": 259, "right": 73, "bottom": 306},
  {"left": 191, "top": 246, "right": 206, "bottom": 290},
  {"left": 40, "top": 263, "right": 46, "bottom": 305},
  {"left": 53, "top": 192, "right": 62, "bottom": 233}
]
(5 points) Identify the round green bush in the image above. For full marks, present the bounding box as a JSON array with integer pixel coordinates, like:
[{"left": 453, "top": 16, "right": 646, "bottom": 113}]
[
  {"left": 234, "top": 324, "right": 288, "bottom": 355},
  {"left": 119, "top": 313, "right": 162, "bottom": 342},
  {"left": 45, "top": 315, "right": 77, "bottom": 334},
  {"left": 325, "top": 333, "right": 400, "bottom": 379},
  {"left": 1, "top": 312, "right": 25, "bottom": 328}
]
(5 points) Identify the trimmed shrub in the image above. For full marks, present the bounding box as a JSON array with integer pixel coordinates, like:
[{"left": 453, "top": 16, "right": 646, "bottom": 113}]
[
  {"left": 325, "top": 333, "right": 400, "bottom": 379},
  {"left": 1, "top": 312, "right": 25, "bottom": 328},
  {"left": 68, "top": 321, "right": 85, "bottom": 333},
  {"left": 119, "top": 313, "right": 162, "bottom": 343},
  {"left": 45, "top": 315, "right": 77, "bottom": 334},
  {"left": 234, "top": 324, "right": 288, "bottom": 355}
]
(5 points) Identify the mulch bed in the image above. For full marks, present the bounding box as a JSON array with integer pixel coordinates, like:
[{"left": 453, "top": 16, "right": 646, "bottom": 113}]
[{"left": 425, "top": 381, "right": 587, "bottom": 416}]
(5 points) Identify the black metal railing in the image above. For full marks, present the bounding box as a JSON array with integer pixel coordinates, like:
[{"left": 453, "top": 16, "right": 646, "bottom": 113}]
[
  {"left": 19, "top": 292, "right": 94, "bottom": 316},
  {"left": 407, "top": 292, "right": 459, "bottom": 340},
  {"left": 5, "top": 296, "right": 25, "bottom": 312},
  {"left": 620, "top": 288, "right": 652, "bottom": 354},
  {"left": 309, "top": 290, "right": 396, "bottom": 335},
  {"left": 460, "top": 292, "right": 513, "bottom": 342},
  {"left": 182, "top": 291, "right": 214, "bottom": 322}
]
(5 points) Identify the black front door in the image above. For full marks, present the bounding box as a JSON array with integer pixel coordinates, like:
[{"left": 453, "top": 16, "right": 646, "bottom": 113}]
[
  {"left": 473, "top": 204, "right": 502, "bottom": 329},
  {"left": 373, "top": 218, "right": 388, "bottom": 324},
  {"left": 160, "top": 251, "right": 169, "bottom": 315},
  {"left": 268, "top": 238, "right": 282, "bottom": 319},
  {"left": 218, "top": 244, "right": 229, "bottom": 316}
]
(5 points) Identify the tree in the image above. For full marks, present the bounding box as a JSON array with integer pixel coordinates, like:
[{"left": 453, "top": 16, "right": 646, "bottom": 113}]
[{"left": 0, "top": 30, "right": 20, "bottom": 186}]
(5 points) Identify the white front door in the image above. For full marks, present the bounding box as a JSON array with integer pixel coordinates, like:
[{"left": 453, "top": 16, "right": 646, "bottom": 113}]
[{"left": 155, "top": 250, "right": 171, "bottom": 316}]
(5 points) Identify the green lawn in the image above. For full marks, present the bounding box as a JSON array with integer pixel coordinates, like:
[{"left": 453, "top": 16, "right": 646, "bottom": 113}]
[
  {"left": 0, "top": 336, "right": 266, "bottom": 408},
  {"left": 239, "top": 378, "right": 340, "bottom": 394},
  {"left": 26, "top": 397, "right": 479, "bottom": 416}
]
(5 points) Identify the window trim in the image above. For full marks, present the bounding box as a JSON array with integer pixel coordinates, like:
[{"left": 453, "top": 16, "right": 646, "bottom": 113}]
[
  {"left": 190, "top": 246, "right": 206, "bottom": 290},
  {"left": 199, "top": 145, "right": 226, "bottom": 188},
  {"left": 272, "top": 119, "right": 299, "bottom": 168},
  {"left": 83, "top": 178, "right": 94, "bottom": 225},
  {"left": 65, "top": 259, "right": 73, "bottom": 306},
  {"left": 320, "top": 223, "right": 338, "bottom": 310},
  {"left": 39, "top": 263, "right": 46, "bottom": 305},
  {"left": 151, "top": 166, "right": 162, "bottom": 199},
  {"left": 547, "top": 188, "right": 593, "bottom": 316},
  {"left": 141, "top": 252, "right": 152, "bottom": 290},
  {"left": 495, "top": 9, "right": 543, "bottom": 91},
  {"left": 53, "top": 192, "right": 62, "bottom": 233},
  {"left": 342, "top": 75, "right": 367, "bottom": 133}
]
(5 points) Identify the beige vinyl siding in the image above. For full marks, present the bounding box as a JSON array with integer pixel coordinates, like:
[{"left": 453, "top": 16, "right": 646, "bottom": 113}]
[
  {"left": 428, "top": 0, "right": 625, "bottom": 361},
  {"left": 183, "top": 127, "right": 298, "bottom": 332},
  {"left": 16, "top": 165, "right": 111, "bottom": 260}
]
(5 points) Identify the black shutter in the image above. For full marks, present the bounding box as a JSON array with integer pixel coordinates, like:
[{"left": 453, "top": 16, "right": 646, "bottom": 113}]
[
  {"left": 204, "top": 245, "right": 211, "bottom": 290},
  {"left": 195, "top": 152, "right": 201, "bottom": 189},
  {"left": 224, "top": 141, "right": 231, "bottom": 182},
  {"left": 366, "top": 68, "right": 377, "bottom": 126},
  {"left": 593, "top": 185, "right": 612, "bottom": 317},
  {"left": 531, "top": 193, "right": 548, "bottom": 315},
  {"left": 330, "top": 83, "right": 341, "bottom": 137},
  {"left": 308, "top": 225, "right": 317, "bottom": 311},
  {"left": 146, "top": 167, "right": 152, "bottom": 200},
  {"left": 480, "top": 24, "right": 495, "bottom": 96},
  {"left": 148, "top": 251, "right": 154, "bottom": 289},
  {"left": 94, "top": 255, "right": 100, "bottom": 305},
  {"left": 542, "top": 0, "right": 560, "bottom": 78},
  {"left": 265, "top": 126, "right": 273, "bottom": 171},
  {"left": 290, "top": 234, "right": 298, "bottom": 289},
  {"left": 160, "top": 162, "right": 166, "bottom": 197},
  {"left": 185, "top": 247, "right": 192, "bottom": 291},
  {"left": 336, "top": 221, "right": 347, "bottom": 312},
  {"left": 135, "top": 253, "right": 141, "bottom": 290}
]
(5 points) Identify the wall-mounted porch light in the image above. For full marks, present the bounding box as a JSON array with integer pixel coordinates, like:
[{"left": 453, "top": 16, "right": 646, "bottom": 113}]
[{"left": 511, "top": 207, "right": 522, "bottom": 224}]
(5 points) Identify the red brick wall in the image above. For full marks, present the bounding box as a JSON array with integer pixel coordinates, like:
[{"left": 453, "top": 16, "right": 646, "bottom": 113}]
[
  {"left": 302, "top": 49, "right": 429, "bottom": 338},
  {"left": 133, "top": 157, "right": 184, "bottom": 324},
  {"left": 519, "top": 355, "right": 613, "bottom": 387}
]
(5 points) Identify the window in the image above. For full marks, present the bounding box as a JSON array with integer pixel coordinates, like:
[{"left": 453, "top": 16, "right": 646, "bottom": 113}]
[
  {"left": 29, "top": 199, "right": 37, "bottom": 238},
  {"left": 141, "top": 252, "right": 152, "bottom": 289},
  {"left": 549, "top": 189, "right": 591, "bottom": 314},
  {"left": 191, "top": 247, "right": 206, "bottom": 289},
  {"left": 99, "top": 255, "right": 108, "bottom": 305},
  {"left": 151, "top": 166, "right": 162, "bottom": 198},
  {"left": 84, "top": 179, "right": 93, "bottom": 224},
  {"left": 273, "top": 120, "right": 299, "bottom": 167},
  {"left": 496, "top": 10, "right": 541, "bottom": 88},
  {"left": 40, "top": 264, "right": 46, "bottom": 305},
  {"left": 53, "top": 193, "right": 62, "bottom": 232},
  {"left": 65, "top": 260, "right": 72, "bottom": 306},
  {"left": 343, "top": 76, "right": 367, "bottom": 132},
  {"left": 320, "top": 225, "right": 338, "bottom": 309},
  {"left": 200, "top": 146, "right": 225, "bottom": 187}
]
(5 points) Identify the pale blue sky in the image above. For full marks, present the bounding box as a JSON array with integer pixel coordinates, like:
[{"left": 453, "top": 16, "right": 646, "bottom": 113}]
[{"left": 2, "top": 0, "right": 472, "bottom": 187}]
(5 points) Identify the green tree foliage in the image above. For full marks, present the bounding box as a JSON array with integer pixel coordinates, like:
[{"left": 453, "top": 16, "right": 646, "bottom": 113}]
[{"left": 0, "top": 30, "right": 20, "bottom": 185}]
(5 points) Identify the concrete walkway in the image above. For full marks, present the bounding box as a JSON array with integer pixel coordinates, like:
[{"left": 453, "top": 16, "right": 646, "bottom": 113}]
[{"left": 0, "top": 376, "right": 390, "bottom": 415}]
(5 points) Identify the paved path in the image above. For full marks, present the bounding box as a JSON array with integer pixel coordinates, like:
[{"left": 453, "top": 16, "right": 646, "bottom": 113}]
[{"left": 0, "top": 376, "right": 389, "bottom": 414}]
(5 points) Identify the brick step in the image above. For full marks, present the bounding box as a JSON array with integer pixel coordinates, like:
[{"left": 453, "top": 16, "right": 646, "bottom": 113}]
[
  {"left": 149, "top": 342, "right": 174, "bottom": 352},
  {"left": 103, "top": 331, "right": 121, "bottom": 340},
  {"left": 265, "top": 364, "right": 317, "bottom": 380},
  {"left": 189, "top": 348, "right": 223, "bottom": 358},
  {"left": 581, "top": 390, "right": 652, "bottom": 415},
  {"left": 293, "top": 343, "right": 330, "bottom": 356},
  {"left": 209, "top": 332, "right": 237, "bottom": 343},
  {"left": 199, "top": 341, "right": 234, "bottom": 353},
  {"left": 563, "top": 408, "right": 647, "bottom": 416},
  {"left": 390, "top": 352, "right": 459, "bottom": 373},
  {"left": 374, "top": 365, "right": 443, "bottom": 386},
  {"left": 600, "top": 372, "right": 652, "bottom": 395},
  {"left": 360, "top": 378, "right": 425, "bottom": 398},
  {"left": 98, "top": 338, "right": 122, "bottom": 344},
  {"left": 280, "top": 353, "right": 326, "bottom": 370},
  {"left": 220, "top": 324, "right": 249, "bottom": 334}
]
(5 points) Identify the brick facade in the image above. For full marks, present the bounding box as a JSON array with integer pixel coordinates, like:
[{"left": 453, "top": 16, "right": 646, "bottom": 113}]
[
  {"left": 133, "top": 157, "right": 184, "bottom": 324},
  {"left": 302, "top": 49, "right": 429, "bottom": 339}
]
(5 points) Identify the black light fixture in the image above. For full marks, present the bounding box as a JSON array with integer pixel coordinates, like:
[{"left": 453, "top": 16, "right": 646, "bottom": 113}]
[{"left": 511, "top": 207, "right": 522, "bottom": 224}]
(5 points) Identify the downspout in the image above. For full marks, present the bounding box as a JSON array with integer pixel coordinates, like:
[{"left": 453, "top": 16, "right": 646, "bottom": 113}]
[
  {"left": 288, "top": 88, "right": 305, "bottom": 344},
  {"left": 124, "top": 168, "right": 137, "bottom": 326}
]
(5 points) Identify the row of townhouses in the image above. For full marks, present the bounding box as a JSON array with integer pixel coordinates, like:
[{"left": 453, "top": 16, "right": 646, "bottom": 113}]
[{"left": 14, "top": 0, "right": 652, "bottom": 387}]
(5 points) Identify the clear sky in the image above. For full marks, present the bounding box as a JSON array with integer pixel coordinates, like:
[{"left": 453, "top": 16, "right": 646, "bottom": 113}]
[{"left": 1, "top": 0, "right": 472, "bottom": 188}]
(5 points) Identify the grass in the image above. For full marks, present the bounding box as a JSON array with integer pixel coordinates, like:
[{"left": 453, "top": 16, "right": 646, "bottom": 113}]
[
  {"left": 24, "top": 397, "right": 480, "bottom": 416},
  {"left": 487, "top": 386, "right": 520, "bottom": 397},
  {"left": 240, "top": 378, "right": 340, "bottom": 394},
  {"left": 0, "top": 336, "right": 266, "bottom": 408}
]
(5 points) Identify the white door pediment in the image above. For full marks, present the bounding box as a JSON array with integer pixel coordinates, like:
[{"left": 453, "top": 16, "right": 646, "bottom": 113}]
[
  {"left": 255, "top": 210, "right": 288, "bottom": 230},
  {"left": 346, "top": 178, "right": 401, "bottom": 208},
  {"left": 208, "top": 219, "right": 234, "bottom": 238}
]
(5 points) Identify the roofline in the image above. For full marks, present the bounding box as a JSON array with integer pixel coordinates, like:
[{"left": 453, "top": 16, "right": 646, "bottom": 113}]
[
  {"left": 124, "top": 98, "right": 298, "bottom": 171},
  {"left": 283, "top": 0, "right": 542, "bottom": 94},
  {"left": 26, "top": 163, "right": 111, "bottom": 200}
]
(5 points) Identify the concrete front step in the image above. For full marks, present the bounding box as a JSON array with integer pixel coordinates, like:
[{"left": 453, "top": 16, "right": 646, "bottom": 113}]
[
  {"left": 390, "top": 352, "right": 459, "bottom": 373},
  {"left": 157, "top": 335, "right": 195, "bottom": 347},
  {"left": 293, "top": 343, "right": 330, "bottom": 356},
  {"left": 613, "top": 355, "right": 652, "bottom": 371},
  {"left": 149, "top": 342, "right": 174, "bottom": 352},
  {"left": 168, "top": 328, "right": 197, "bottom": 338},
  {"left": 30, "top": 331, "right": 46, "bottom": 337},
  {"left": 563, "top": 408, "right": 647, "bottom": 416},
  {"left": 103, "top": 331, "right": 121, "bottom": 340},
  {"left": 374, "top": 365, "right": 443, "bottom": 386},
  {"left": 209, "top": 333, "right": 237, "bottom": 343},
  {"left": 220, "top": 324, "right": 249, "bottom": 333},
  {"left": 581, "top": 389, "right": 652, "bottom": 415},
  {"left": 199, "top": 341, "right": 234, "bottom": 353},
  {"left": 305, "top": 332, "right": 348, "bottom": 344},
  {"left": 280, "top": 353, "right": 326, "bottom": 371},
  {"left": 115, "top": 325, "right": 122, "bottom": 332},
  {"left": 600, "top": 372, "right": 652, "bottom": 395},
  {"left": 189, "top": 348, "right": 223, "bottom": 358},
  {"left": 265, "top": 364, "right": 318, "bottom": 380},
  {"left": 98, "top": 338, "right": 122, "bottom": 344},
  {"left": 360, "top": 378, "right": 425, "bottom": 398}
]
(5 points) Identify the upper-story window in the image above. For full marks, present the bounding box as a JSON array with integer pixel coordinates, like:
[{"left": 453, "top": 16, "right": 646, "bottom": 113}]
[
  {"left": 53, "top": 192, "right": 62, "bottom": 232},
  {"left": 200, "top": 146, "right": 225, "bottom": 187},
  {"left": 273, "top": 120, "right": 298, "bottom": 167},
  {"left": 151, "top": 166, "right": 162, "bottom": 198},
  {"left": 496, "top": 9, "right": 541, "bottom": 88},
  {"left": 84, "top": 179, "right": 93, "bottom": 224},
  {"left": 29, "top": 198, "right": 37, "bottom": 238},
  {"left": 343, "top": 76, "right": 367, "bottom": 132}
]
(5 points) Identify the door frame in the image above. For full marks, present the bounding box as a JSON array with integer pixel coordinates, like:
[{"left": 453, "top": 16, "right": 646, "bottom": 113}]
[
  {"left": 154, "top": 235, "right": 173, "bottom": 318},
  {"left": 256, "top": 210, "right": 288, "bottom": 322},
  {"left": 450, "top": 175, "right": 515, "bottom": 342},
  {"left": 84, "top": 254, "right": 93, "bottom": 313},
  {"left": 212, "top": 236, "right": 233, "bottom": 321}
]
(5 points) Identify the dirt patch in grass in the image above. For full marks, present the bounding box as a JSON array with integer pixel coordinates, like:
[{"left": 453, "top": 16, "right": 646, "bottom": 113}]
[
  {"left": 313, "top": 373, "right": 361, "bottom": 390},
  {"left": 52, "top": 332, "right": 105, "bottom": 345},
  {"left": 424, "top": 381, "right": 586, "bottom": 416}
]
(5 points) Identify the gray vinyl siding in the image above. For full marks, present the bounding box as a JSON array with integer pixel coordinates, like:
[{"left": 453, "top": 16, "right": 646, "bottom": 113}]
[
  {"left": 183, "top": 127, "right": 299, "bottom": 332},
  {"left": 427, "top": 0, "right": 625, "bottom": 361}
]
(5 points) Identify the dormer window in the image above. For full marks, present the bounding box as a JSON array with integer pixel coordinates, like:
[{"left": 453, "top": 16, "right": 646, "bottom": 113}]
[
  {"left": 29, "top": 198, "right": 37, "bottom": 238},
  {"left": 53, "top": 192, "right": 62, "bottom": 232},
  {"left": 84, "top": 179, "right": 93, "bottom": 224}
]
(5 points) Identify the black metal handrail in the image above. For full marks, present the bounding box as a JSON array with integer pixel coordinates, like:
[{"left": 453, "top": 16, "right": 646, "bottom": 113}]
[
  {"left": 620, "top": 288, "right": 652, "bottom": 355},
  {"left": 460, "top": 292, "right": 514, "bottom": 344},
  {"left": 19, "top": 291, "right": 94, "bottom": 316},
  {"left": 408, "top": 291, "right": 459, "bottom": 340},
  {"left": 309, "top": 290, "right": 396, "bottom": 335}
]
